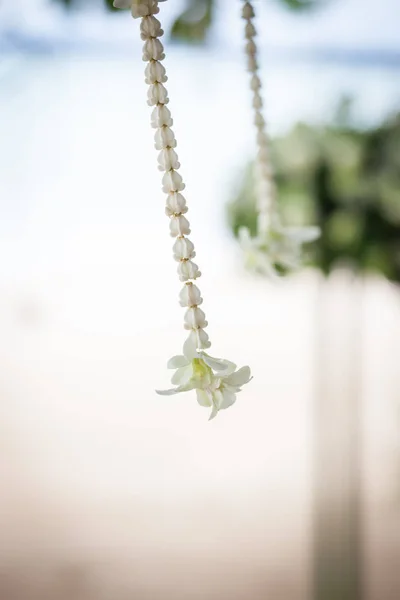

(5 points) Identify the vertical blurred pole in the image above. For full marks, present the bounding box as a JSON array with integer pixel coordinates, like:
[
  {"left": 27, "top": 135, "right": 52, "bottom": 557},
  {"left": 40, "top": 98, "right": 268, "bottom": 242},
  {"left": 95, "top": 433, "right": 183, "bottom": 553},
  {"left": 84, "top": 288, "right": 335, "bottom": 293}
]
[{"left": 313, "top": 273, "right": 364, "bottom": 600}]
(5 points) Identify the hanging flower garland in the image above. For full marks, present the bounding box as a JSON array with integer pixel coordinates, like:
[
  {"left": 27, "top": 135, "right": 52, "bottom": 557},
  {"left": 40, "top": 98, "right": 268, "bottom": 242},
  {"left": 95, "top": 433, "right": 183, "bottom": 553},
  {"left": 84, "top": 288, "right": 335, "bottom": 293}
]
[
  {"left": 114, "top": 0, "right": 252, "bottom": 420},
  {"left": 240, "top": 0, "right": 320, "bottom": 277}
]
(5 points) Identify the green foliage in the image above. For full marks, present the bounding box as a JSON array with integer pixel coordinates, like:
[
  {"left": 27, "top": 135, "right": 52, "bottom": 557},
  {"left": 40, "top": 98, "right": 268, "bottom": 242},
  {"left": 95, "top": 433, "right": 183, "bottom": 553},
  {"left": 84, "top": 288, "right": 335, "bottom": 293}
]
[
  {"left": 170, "top": 0, "right": 213, "bottom": 43},
  {"left": 227, "top": 104, "right": 400, "bottom": 282}
]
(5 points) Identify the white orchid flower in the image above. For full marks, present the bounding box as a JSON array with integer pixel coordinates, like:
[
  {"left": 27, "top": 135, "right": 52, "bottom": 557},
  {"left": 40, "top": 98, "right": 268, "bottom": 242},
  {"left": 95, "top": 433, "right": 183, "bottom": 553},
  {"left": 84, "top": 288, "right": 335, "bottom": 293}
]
[
  {"left": 157, "top": 337, "right": 252, "bottom": 421},
  {"left": 239, "top": 223, "right": 320, "bottom": 277},
  {"left": 196, "top": 365, "right": 252, "bottom": 421}
]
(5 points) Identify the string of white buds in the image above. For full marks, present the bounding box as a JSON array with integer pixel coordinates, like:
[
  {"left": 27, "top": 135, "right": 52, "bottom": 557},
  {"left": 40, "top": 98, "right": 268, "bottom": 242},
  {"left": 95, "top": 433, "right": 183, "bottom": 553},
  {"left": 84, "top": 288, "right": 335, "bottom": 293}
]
[
  {"left": 113, "top": 0, "right": 252, "bottom": 419},
  {"left": 242, "top": 0, "right": 278, "bottom": 233},
  {"left": 118, "top": 0, "right": 210, "bottom": 352}
]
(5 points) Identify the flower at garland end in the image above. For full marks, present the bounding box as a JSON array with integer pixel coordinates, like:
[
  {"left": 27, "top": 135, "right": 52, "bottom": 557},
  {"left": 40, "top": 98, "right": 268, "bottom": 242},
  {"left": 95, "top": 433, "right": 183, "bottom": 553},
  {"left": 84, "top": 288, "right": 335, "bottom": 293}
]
[
  {"left": 157, "top": 336, "right": 252, "bottom": 421},
  {"left": 115, "top": 0, "right": 252, "bottom": 420}
]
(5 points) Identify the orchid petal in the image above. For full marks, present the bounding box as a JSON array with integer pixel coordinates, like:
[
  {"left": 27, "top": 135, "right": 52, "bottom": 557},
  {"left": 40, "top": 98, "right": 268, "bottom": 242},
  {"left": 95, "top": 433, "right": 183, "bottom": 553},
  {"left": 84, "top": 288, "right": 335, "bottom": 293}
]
[
  {"left": 202, "top": 354, "right": 236, "bottom": 374},
  {"left": 220, "top": 390, "right": 237, "bottom": 410},
  {"left": 167, "top": 355, "right": 189, "bottom": 369},
  {"left": 208, "top": 403, "right": 219, "bottom": 421},
  {"left": 238, "top": 226, "right": 252, "bottom": 248},
  {"left": 196, "top": 389, "right": 212, "bottom": 407},
  {"left": 212, "top": 389, "right": 225, "bottom": 409},
  {"left": 225, "top": 366, "right": 252, "bottom": 388},
  {"left": 183, "top": 336, "right": 200, "bottom": 360},
  {"left": 171, "top": 364, "right": 193, "bottom": 385},
  {"left": 156, "top": 382, "right": 195, "bottom": 396},
  {"left": 284, "top": 226, "right": 320, "bottom": 244}
]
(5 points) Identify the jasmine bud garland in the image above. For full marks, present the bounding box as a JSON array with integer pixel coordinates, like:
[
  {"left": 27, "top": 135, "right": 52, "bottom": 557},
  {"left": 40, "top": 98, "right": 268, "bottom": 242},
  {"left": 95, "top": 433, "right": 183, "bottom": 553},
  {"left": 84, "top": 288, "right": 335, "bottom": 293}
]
[{"left": 114, "top": 0, "right": 252, "bottom": 420}]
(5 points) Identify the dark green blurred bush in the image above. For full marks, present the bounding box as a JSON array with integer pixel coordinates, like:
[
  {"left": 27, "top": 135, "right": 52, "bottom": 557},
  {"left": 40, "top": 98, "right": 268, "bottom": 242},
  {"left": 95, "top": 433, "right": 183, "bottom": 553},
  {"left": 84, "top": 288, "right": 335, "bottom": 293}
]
[{"left": 228, "top": 103, "right": 400, "bottom": 282}]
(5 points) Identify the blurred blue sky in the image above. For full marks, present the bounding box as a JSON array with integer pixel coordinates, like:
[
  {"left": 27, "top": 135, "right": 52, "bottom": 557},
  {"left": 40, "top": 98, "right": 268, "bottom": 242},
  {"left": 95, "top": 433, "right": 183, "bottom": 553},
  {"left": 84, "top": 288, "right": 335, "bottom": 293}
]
[{"left": 0, "top": 0, "right": 399, "bottom": 59}]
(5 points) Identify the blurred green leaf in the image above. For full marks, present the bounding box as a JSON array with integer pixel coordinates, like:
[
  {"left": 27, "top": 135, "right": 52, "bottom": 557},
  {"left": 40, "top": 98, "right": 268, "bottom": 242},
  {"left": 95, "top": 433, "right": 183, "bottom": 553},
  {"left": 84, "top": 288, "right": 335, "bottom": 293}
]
[
  {"left": 276, "top": 0, "right": 321, "bottom": 10},
  {"left": 170, "top": 0, "right": 214, "bottom": 43},
  {"left": 104, "top": 0, "right": 117, "bottom": 11}
]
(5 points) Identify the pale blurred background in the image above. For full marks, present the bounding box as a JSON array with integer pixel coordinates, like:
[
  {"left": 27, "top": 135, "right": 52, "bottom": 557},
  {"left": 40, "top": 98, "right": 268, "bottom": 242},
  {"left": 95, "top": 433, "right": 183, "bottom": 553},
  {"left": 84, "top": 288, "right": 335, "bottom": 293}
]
[{"left": 0, "top": 1, "right": 399, "bottom": 599}]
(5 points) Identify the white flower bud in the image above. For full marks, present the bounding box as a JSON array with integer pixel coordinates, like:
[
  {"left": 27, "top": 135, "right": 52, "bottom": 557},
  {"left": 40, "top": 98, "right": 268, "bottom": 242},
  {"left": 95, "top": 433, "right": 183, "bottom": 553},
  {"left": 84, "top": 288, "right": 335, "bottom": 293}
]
[
  {"left": 154, "top": 126, "right": 176, "bottom": 150},
  {"left": 131, "top": 2, "right": 159, "bottom": 19},
  {"left": 170, "top": 215, "right": 190, "bottom": 237},
  {"left": 242, "top": 2, "right": 255, "bottom": 19},
  {"left": 250, "top": 75, "right": 261, "bottom": 91},
  {"left": 179, "top": 282, "right": 203, "bottom": 307},
  {"left": 247, "top": 55, "right": 258, "bottom": 72},
  {"left": 254, "top": 111, "right": 265, "bottom": 128},
  {"left": 173, "top": 237, "right": 195, "bottom": 261},
  {"left": 151, "top": 105, "right": 173, "bottom": 128},
  {"left": 177, "top": 259, "right": 201, "bottom": 282},
  {"left": 245, "top": 40, "right": 256, "bottom": 56},
  {"left": 252, "top": 93, "right": 263, "bottom": 110},
  {"left": 157, "top": 148, "right": 180, "bottom": 171},
  {"left": 162, "top": 170, "right": 185, "bottom": 193},
  {"left": 258, "top": 146, "right": 270, "bottom": 163},
  {"left": 245, "top": 22, "right": 256, "bottom": 39},
  {"left": 187, "top": 328, "right": 211, "bottom": 350},
  {"left": 257, "top": 131, "right": 268, "bottom": 146},
  {"left": 147, "top": 82, "right": 168, "bottom": 106},
  {"left": 184, "top": 307, "right": 207, "bottom": 330},
  {"left": 140, "top": 15, "right": 163, "bottom": 40},
  {"left": 145, "top": 61, "right": 167, "bottom": 84},
  {"left": 142, "top": 38, "right": 165, "bottom": 62},
  {"left": 165, "top": 192, "right": 187, "bottom": 216}
]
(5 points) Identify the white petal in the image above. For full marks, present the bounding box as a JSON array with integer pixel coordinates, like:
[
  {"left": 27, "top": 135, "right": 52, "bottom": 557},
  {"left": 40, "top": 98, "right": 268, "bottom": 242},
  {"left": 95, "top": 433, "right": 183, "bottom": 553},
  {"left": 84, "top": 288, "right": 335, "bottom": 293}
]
[
  {"left": 219, "top": 390, "right": 237, "bottom": 410},
  {"left": 208, "top": 403, "right": 219, "bottom": 421},
  {"left": 171, "top": 364, "right": 193, "bottom": 385},
  {"left": 285, "top": 226, "right": 320, "bottom": 244},
  {"left": 202, "top": 354, "right": 236, "bottom": 374},
  {"left": 238, "top": 226, "right": 252, "bottom": 248},
  {"left": 156, "top": 382, "right": 195, "bottom": 396},
  {"left": 183, "top": 336, "right": 200, "bottom": 361},
  {"left": 167, "top": 355, "right": 189, "bottom": 369},
  {"left": 212, "top": 389, "right": 225, "bottom": 409},
  {"left": 225, "top": 366, "right": 252, "bottom": 388},
  {"left": 196, "top": 389, "right": 212, "bottom": 407}
]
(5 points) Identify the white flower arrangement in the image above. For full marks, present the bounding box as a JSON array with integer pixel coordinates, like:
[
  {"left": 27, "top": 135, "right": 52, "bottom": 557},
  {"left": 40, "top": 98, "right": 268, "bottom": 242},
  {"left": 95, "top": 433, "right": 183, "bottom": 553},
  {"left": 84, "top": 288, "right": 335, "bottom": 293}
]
[
  {"left": 114, "top": 0, "right": 252, "bottom": 420},
  {"left": 241, "top": 1, "right": 320, "bottom": 276}
]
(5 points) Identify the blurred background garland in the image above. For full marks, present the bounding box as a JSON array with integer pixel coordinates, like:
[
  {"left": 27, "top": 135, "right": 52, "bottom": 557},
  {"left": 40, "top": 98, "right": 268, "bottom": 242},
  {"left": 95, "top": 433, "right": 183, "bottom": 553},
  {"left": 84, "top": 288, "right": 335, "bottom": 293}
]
[{"left": 228, "top": 100, "right": 400, "bottom": 283}]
